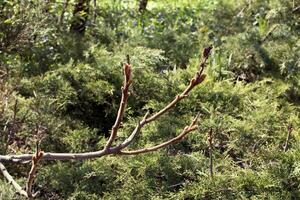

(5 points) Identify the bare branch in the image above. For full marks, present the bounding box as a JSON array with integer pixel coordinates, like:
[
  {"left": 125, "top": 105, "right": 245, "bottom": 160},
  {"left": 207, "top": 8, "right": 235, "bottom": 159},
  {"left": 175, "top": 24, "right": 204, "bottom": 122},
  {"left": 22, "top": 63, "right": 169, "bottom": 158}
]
[
  {"left": 0, "top": 162, "right": 28, "bottom": 197},
  {"left": 112, "top": 111, "right": 150, "bottom": 151},
  {"left": 0, "top": 46, "right": 213, "bottom": 198},
  {"left": 0, "top": 149, "right": 111, "bottom": 163},
  {"left": 144, "top": 46, "right": 212, "bottom": 124},
  {"left": 119, "top": 114, "right": 199, "bottom": 155},
  {"left": 0, "top": 46, "right": 213, "bottom": 164},
  {"left": 0, "top": 144, "right": 44, "bottom": 198},
  {"left": 114, "top": 46, "right": 212, "bottom": 153},
  {"left": 105, "top": 60, "right": 132, "bottom": 150}
]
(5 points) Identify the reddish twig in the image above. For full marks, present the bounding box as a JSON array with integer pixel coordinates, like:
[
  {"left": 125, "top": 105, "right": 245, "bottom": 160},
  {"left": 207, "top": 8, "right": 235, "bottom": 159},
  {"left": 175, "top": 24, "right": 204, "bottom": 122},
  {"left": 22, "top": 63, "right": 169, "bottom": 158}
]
[
  {"left": 0, "top": 47, "right": 212, "bottom": 164},
  {"left": 144, "top": 46, "right": 212, "bottom": 124},
  {"left": 105, "top": 58, "right": 133, "bottom": 150},
  {"left": 0, "top": 47, "right": 213, "bottom": 198},
  {"left": 114, "top": 47, "right": 212, "bottom": 152},
  {"left": 26, "top": 143, "right": 44, "bottom": 198}
]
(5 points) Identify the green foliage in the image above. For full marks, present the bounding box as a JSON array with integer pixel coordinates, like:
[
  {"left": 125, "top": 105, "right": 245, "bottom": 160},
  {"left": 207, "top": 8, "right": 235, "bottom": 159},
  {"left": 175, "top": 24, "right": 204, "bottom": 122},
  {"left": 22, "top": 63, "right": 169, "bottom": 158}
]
[
  {"left": 0, "top": 179, "right": 19, "bottom": 200},
  {"left": 0, "top": 0, "right": 300, "bottom": 199}
]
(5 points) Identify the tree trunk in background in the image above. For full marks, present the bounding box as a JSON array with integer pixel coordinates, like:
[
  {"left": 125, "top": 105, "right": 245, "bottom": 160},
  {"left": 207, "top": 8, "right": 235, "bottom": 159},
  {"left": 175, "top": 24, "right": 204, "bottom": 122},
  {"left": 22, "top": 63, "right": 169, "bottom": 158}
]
[
  {"left": 93, "top": 0, "right": 97, "bottom": 23},
  {"left": 138, "top": 0, "right": 148, "bottom": 12},
  {"left": 70, "top": 0, "right": 90, "bottom": 35},
  {"left": 59, "top": 0, "right": 70, "bottom": 25}
]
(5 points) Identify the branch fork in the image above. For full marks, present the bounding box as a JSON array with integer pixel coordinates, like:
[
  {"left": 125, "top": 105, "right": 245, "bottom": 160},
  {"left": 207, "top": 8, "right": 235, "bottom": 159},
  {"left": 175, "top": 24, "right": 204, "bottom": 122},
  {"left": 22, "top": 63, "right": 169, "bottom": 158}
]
[
  {"left": 0, "top": 144, "right": 43, "bottom": 198},
  {"left": 0, "top": 47, "right": 212, "bottom": 198}
]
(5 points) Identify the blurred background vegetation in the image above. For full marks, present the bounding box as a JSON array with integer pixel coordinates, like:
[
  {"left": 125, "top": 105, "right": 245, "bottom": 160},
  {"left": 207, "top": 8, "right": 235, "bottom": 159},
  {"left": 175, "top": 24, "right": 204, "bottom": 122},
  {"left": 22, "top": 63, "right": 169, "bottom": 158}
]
[{"left": 0, "top": 0, "right": 300, "bottom": 199}]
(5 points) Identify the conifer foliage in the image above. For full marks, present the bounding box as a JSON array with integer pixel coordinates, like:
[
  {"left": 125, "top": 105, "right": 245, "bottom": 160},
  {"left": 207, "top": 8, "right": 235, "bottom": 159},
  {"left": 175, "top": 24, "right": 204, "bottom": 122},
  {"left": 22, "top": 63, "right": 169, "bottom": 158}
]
[{"left": 0, "top": 0, "right": 299, "bottom": 199}]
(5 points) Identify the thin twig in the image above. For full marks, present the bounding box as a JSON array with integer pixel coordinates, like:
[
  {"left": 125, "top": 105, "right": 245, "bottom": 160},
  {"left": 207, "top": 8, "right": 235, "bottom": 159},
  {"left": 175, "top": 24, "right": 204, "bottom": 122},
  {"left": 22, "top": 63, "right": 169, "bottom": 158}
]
[
  {"left": 0, "top": 46, "right": 213, "bottom": 164},
  {"left": 114, "top": 47, "right": 211, "bottom": 153},
  {"left": 119, "top": 114, "right": 199, "bottom": 155},
  {"left": 105, "top": 58, "right": 132, "bottom": 150},
  {"left": 144, "top": 46, "right": 212, "bottom": 124},
  {"left": 112, "top": 111, "right": 150, "bottom": 151}
]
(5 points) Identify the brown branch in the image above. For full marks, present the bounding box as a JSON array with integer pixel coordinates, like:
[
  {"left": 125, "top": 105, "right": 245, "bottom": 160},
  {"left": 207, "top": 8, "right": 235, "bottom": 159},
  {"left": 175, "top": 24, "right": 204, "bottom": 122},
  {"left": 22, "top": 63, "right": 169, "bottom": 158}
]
[
  {"left": 144, "top": 46, "right": 212, "bottom": 124},
  {"left": 105, "top": 60, "right": 132, "bottom": 150},
  {"left": 26, "top": 143, "right": 44, "bottom": 198},
  {"left": 0, "top": 46, "right": 213, "bottom": 164},
  {"left": 0, "top": 46, "right": 213, "bottom": 198},
  {"left": 0, "top": 144, "right": 44, "bottom": 198},
  {"left": 0, "top": 162, "right": 28, "bottom": 197},
  {"left": 119, "top": 114, "right": 199, "bottom": 155},
  {"left": 112, "top": 111, "right": 150, "bottom": 151},
  {"left": 113, "top": 46, "right": 212, "bottom": 152}
]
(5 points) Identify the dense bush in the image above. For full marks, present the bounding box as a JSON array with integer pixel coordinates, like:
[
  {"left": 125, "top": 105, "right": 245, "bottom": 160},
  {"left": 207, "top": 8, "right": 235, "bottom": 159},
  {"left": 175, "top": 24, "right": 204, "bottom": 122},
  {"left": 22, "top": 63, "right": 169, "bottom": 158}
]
[{"left": 0, "top": 0, "right": 299, "bottom": 199}]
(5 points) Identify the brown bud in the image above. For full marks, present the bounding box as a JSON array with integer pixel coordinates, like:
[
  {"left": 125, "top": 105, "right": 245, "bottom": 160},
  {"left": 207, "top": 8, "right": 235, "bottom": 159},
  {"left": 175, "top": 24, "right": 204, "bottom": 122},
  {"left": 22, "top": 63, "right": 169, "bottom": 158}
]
[
  {"left": 124, "top": 63, "right": 132, "bottom": 82},
  {"left": 203, "top": 45, "right": 213, "bottom": 59},
  {"left": 39, "top": 151, "right": 44, "bottom": 158}
]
